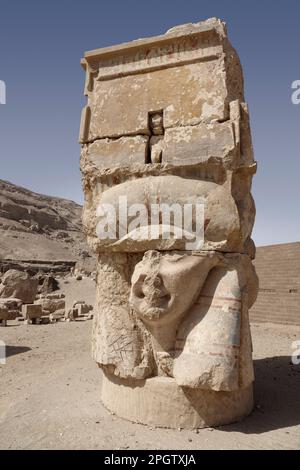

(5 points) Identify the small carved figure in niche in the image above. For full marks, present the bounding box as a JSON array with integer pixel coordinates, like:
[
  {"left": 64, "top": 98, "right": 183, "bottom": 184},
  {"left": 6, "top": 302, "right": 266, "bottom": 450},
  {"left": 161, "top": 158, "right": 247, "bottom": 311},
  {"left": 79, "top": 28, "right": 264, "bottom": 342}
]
[{"left": 148, "top": 111, "right": 164, "bottom": 163}]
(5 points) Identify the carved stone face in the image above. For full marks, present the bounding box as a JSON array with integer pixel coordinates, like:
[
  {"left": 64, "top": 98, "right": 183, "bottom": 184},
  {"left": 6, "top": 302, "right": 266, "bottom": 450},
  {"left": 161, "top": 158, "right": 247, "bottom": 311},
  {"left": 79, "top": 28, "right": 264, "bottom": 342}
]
[{"left": 129, "top": 250, "right": 219, "bottom": 325}]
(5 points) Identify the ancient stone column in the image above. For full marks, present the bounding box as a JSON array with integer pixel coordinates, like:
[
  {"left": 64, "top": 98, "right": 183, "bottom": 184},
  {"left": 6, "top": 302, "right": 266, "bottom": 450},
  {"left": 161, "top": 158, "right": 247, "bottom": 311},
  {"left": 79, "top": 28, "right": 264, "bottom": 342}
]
[{"left": 80, "top": 17, "right": 258, "bottom": 429}]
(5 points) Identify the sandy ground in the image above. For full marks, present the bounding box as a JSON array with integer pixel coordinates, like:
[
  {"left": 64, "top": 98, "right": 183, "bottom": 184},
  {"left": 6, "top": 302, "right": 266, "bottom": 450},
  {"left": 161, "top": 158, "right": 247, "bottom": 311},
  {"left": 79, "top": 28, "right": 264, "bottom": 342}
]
[
  {"left": 0, "top": 279, "right": 299, "bottom": 450},
  {"left": 57, "top": 277, "right": 96, "bottom": 311}
]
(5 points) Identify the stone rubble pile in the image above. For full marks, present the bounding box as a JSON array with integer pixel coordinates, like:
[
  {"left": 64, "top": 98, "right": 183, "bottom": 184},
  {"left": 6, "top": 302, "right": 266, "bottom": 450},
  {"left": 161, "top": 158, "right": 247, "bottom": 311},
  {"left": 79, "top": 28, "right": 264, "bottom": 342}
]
[{"left": 0, "top": 269, "right": 94, "bottom": 326}]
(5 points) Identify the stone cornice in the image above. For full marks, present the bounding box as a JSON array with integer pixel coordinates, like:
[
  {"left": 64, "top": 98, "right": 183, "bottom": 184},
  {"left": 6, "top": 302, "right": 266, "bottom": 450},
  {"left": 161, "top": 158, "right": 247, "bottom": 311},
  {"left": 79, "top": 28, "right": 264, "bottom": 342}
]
[{"left": 82, "top": 20, "right": 225, "bottom": 81}]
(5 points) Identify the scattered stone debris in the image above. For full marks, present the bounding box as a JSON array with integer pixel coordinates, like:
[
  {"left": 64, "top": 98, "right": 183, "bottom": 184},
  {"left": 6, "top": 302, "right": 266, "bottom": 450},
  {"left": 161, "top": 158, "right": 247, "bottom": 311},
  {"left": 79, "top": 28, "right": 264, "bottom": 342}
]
[
  {"left": 0, "top": 298, "right": 22, "bottom": 326},
  {"left": 65, "top": 301, "right": 93, "bottom": 322},
  {"left": 0, "top": 271, "right": 94, "bottom": 326},
  {"left": 34, "top": 294, "right": 65, "bottom": 314}
]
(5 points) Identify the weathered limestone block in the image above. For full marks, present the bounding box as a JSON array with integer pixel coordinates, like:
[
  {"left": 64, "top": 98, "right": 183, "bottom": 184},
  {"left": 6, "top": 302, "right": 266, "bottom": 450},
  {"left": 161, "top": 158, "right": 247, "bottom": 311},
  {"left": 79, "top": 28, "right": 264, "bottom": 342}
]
[
  {"left": 0, "top": 298, "right": 22, "bottom": 325},
  {"left": 0, "top": 298, "right": 22, "bottom": 311},
  {"left": 82, "top": 19, "right": 244, "bottom": 141},
  {"left": 0, "top": 306, "right": 17, "bottom": 322},
  {"left": 65, "top": 301, "right": 93, "bottom": 321},
  {"left": 34, "top": 297, "right": 65, "bottom": 313},
  {"left": 65, "top": 307, "right": 79, "bottom": 321},
  {"left": 49, "top": 310, "right": 65, "bottom": 322},
  {"left": 87, "top": 63, "right": 228, "bottom": 139},
  {"left": 22, "top": 304, "right": 42, "bottom": 320},
  {"left": 160, "top": 122, "right": 237, "bottom": 167},
  {"left": 101, "top": 375, "right": 253, "bottom": 429},
  {"left": 76, "top": 302, "right": 93, "bottom": 315},
  {"left": 80, "top": 18, "right": 258, "bottom": 429},
  {"left": 82, "top": 136, "right": 148, "bottom": 171},
  {"left": 0, "top": 270, "right": 38, "bottom": 303},
  {"left": 84, "top": 174, "right": 253, "bottom": 254}
]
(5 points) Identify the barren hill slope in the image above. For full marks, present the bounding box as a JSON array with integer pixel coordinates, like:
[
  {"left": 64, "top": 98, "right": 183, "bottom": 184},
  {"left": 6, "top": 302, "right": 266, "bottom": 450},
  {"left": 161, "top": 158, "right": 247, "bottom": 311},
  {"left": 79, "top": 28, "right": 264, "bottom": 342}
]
[{"left": 0, "top": 179, "right": 87, "bottom": 262}]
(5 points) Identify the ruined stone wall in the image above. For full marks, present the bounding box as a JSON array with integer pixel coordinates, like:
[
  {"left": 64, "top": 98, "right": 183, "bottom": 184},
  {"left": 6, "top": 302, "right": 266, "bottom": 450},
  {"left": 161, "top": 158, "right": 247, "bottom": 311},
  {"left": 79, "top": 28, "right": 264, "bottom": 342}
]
[{"left": 250, "top": 242, "right": 300, "bottom": 325}]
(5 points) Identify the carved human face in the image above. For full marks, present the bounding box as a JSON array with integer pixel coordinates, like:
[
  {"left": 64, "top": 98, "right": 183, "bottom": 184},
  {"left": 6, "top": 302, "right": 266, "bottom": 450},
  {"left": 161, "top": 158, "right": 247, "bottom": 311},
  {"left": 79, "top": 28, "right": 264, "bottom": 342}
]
[{"left": 129, "top": 250, "right": 218, "bottom": 325}]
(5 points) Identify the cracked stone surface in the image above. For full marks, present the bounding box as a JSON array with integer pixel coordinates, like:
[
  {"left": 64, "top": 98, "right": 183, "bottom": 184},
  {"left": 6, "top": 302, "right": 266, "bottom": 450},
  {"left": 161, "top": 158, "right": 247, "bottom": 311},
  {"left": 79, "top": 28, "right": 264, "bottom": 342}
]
[{"left": 80, "top": 17, "right": 259, "bottom": 429}]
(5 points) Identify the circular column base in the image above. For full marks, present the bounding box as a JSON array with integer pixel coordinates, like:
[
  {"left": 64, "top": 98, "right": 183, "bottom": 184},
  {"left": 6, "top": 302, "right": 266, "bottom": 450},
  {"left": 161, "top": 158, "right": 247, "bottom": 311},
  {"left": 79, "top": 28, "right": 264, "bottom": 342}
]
[{"left": 101, "top": 371, "right": 253, "bottom": 429}]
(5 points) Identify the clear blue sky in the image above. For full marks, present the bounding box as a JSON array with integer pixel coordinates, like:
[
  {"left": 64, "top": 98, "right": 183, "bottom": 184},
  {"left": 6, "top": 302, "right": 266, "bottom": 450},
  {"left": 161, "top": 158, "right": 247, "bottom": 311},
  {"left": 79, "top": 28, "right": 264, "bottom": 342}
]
[{"left": 0, "top": 0, "right": 299, "bottom": 246}]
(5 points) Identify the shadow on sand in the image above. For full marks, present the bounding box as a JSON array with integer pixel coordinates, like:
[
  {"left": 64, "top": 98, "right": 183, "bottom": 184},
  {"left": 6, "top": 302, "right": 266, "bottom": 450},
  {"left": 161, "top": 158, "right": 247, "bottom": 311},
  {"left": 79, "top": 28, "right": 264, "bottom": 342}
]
[
  {"left": 5, "top": 345, "right": 31, "bottom": 358},
  {"left": 221, "top": 356, "right": 300, "bottom": 433}
]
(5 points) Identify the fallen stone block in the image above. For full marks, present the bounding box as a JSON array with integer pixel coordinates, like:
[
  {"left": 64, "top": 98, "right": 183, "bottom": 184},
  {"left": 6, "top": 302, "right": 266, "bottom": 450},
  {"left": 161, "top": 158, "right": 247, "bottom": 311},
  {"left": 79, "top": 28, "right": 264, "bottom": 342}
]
[
  {"left": 0, "top": 305, "right": 20, "bottom": 322},
  {"left": 65, "top": 308, "right": 79, "bottom": 321},
  {"left": 22, "top": 304, "right": 43, "bottom": 320},
  {"left": 73, "top": 301, "right": 93, "bottom": 315},
  {"left": 34, "top": 298, "right": 65, "bottom": 313},
  {"left": 49, "top": 309, "right": 65, "bottom": 323},
  {"left": 0, "top": 269, "right": 38, "bottom": 303},
  {"left": 83, "top": 311, "right": 94, "bottom": 321},
  {"left": 0, "top": 298, "right": 23, "bottom": 310}
]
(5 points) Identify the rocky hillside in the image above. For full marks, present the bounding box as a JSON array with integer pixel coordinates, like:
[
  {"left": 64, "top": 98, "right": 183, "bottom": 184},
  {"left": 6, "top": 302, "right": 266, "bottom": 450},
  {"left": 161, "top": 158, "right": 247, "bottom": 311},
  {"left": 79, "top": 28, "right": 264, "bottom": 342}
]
[{"left": 0, "top": 179, "right": 89, "bottom": 263}]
